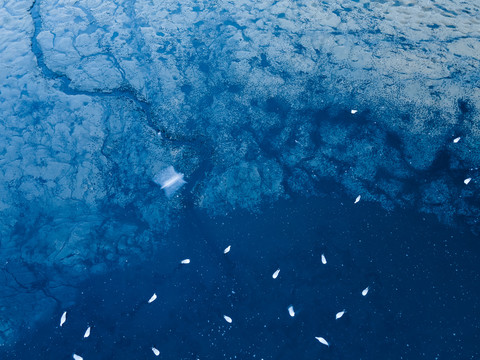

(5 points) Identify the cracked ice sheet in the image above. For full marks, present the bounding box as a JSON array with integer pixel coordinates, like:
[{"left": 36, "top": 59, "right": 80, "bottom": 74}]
[
  {"left": 1, "top": 0, "right": 480, "bottom": 347},
  {"left": 0, "top": 0, "right": 191, "bottom": 346}
]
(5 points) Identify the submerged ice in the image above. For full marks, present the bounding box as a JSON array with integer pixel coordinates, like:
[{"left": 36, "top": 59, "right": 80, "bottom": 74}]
[{"left": 0, "top": 0, "right": 479, "bottom": 348}]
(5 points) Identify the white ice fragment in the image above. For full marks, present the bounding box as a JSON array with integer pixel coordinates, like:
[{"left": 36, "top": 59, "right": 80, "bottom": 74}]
[
  {"left": 335, "top": 310, "right": 345, "bottom": 319},
  {"left": 224, "top": 315, "right": 232, "bottom": 323},
  {"left": 60, "top": 311, "right": 67, "bottom": 327},
  {"left": 272, "top": 269, "right": 280, "bottom": 279},
  {"left": 354, "top": 195, "right": 361, "bottom": 204},
  {"left": 84, "top": 326, "right": 91, "bottom": 338},
  {"left": 464, "top": 178, "right": 472, "bottom": 185},
  {"left": 362, "top": 286, "right": 369, "bottom": 296},
  {"left": 321, "top": 254, "right": 327, "bottom": 265},
  {"left": 224, "top": 245, "right": 231, "bottom": 254},
  {"left": 288, "top": 305, "right": 295, "bottom": 317},
  {"left": 181, "top": 259, "right": 190, "bottom": 264},
  {"left": 152, "top": 347, "right": 160, "bottom": 356},
  {"left": 315, "top": 337, "right": 329, "bottom": 347},
  {"left": 351, "top": 109, "right": 358, "bottom": 114},
  {"left": 73, "top": 354, "right": 83, "bottom": 360},
  {"left": 153, "top": 166, "right": 186, "bottom": 198},
  {"left": 453, "top": 137, "right": 461, "bottom": 143},
  {"left": 148, "top": 293, "right": 157, "bottom": 303}
]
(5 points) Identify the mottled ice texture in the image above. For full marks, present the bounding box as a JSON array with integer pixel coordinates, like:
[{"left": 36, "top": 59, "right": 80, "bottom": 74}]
[{"left": 0, "top": 0, "right": 479, "bottom": 345}]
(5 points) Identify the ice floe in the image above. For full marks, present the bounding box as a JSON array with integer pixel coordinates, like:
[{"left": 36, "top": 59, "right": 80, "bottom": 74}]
[
  {"left": 60, "top": 311, "right": 67, "bottom": 327},
  {"left": 315, "top": 337, "right": 329, "bottom": 347},
  {"left": 272, "top": 269, "right": 280, "bottom": 279},
  {"left": 148, "top": 293, "right": 157, "bottom": 303},
  {"left": 84, "top": 326, "right": 91, "bottom": 338}
]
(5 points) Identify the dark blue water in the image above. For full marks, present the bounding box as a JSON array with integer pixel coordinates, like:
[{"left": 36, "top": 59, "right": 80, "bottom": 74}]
[{"left": 3, "top": 191, "right": 479, "bottom": 359}]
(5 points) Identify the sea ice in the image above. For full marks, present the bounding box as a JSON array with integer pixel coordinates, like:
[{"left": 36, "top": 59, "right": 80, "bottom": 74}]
[
  {"left": 315, "top": 337, "right": 329, "bottom": 346},
  {"left": 272, "top": 269, "right": 280, "bottom": 279},
  {"left": 83, "top": 326, "right": 91, "bottom": 338},
  {"left": 60, "top": 311, "right": 67, "bottom": 327},
  {"left": 153, "top": 166, "right": 186, "bottom": 198},
  {"left": 148, "top": 293, "right": 157, "bottom": 303}
]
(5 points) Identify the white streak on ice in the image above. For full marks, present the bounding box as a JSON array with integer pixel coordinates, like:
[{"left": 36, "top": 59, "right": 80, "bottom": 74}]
[{"left": 153, "top": 166, "right": 186, "bottom": 198}]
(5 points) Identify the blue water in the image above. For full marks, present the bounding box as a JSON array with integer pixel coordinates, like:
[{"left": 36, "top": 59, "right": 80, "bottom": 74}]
[
  {"left": 2, "top": 191, "right": 479, "bottom": 359},
  {"left": 1, "top": 0, "right": 480, "bottom": 358}
]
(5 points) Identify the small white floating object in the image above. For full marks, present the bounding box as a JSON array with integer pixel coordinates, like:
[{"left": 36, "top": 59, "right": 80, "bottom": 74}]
[
  {"left": 153, "top": 166, "right": 186, "bottom": 198},
  {"left": 181, "top": 259, "right": 190, "bottom": 264},
  {"left": 351, "top": 109, "right": 358, "bottom": 114},
  {"left": 272, "top": 269, "right": 280, "bottom": 279},
  {"left": 321, "top": 254, "right": 327, "bottom": 265},
  {"left": 453, "top": 137, "right": 461, "bottom": 143},
  {"left": 73, "top": 355, "right": 83, "bottom": 360},
  {"left": 335, "top": 310, "right": 345, "bottom": 319},
  {"left": 362, "top": 286, "right": 369, "bottom": 296},
  {"left": 224, "top": 245, "right": 231, "bottom": 254},
  {"left": 60, "top": 311, "right": 67, "bottom": 327},
  {"left": 464, "top": 178, "right": 472, "bottom": 185},
  {"left": 83, "top": 326, "right": 91, "bottom": 338},
  {"left": 223, "top": 315, "right": 232, "bottom": 323},
  {"left": 288, "top": 305, "right": 295, "bottom": 317},
  {"left": 315, "top": 337, "right": 329, "bottom": 347},
  {"left": 354, "top": 195, "right": 361, "bottom": 204},
  {"left": 148, "top": 293, "right": 157, "bottom": 303},
  {"left": 152, "top": 347, "right": 160, "bottom": 356}
]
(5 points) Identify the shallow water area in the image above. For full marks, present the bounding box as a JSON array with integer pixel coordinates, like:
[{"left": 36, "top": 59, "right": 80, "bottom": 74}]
[{"left": 3, "top": 192, "right": 479, "bottom": 359}]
